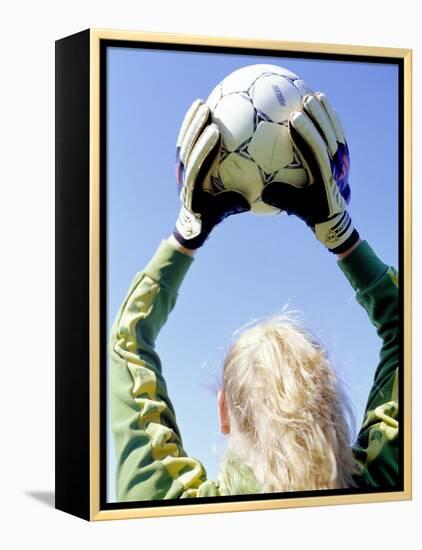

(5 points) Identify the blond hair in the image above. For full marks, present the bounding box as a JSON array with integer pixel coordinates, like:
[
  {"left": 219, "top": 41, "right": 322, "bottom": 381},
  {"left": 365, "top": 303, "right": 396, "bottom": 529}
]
[{"left": 220, "top": 314, "right": 359, "bottom": 494}]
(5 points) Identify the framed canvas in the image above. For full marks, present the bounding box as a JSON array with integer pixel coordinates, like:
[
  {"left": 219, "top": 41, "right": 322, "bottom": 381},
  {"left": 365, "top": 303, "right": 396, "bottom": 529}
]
[{"left": 55, "top": 28, "right": 412, "bottom": 521}]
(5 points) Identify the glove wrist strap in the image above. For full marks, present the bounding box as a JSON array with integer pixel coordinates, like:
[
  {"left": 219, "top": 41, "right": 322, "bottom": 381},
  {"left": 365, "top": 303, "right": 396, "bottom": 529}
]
[
  {"left": 173, "top": 206, "right": 208, "bottom": 249},
  {"left": 172, "top": 227, "right": 207, "bottom": 250},
  {"left": 315, "top": 211, "right": 360, "bottom": 254}
]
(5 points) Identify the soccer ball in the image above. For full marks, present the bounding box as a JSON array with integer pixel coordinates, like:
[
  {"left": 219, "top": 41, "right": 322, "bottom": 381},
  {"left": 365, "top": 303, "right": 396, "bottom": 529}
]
[{"left": 205, "top": 64, "right": 312, "bottom": 215}]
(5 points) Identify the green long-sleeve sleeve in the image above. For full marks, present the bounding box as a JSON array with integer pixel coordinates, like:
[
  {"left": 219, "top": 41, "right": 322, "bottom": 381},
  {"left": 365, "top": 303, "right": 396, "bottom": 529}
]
[
  {"left": 338, "top": 241, "right": 400, "bottom": 488},
  {"left": 109, "top": 240, "right": 224, "bottom": 501}
]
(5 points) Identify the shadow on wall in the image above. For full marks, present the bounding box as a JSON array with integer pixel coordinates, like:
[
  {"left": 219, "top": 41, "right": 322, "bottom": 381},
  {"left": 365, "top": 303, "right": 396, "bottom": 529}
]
[{"left": 25, "top": 491, "right": 55, "bottom": 508}]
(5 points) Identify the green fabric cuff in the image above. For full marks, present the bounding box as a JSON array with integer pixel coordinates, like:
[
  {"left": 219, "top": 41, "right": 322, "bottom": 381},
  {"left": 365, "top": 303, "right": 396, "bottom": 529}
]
[
  {"left": 337, "top": 240, "right": 388, "bottom": 292},
  {"left": 144, "top": 240, "right": 195, "bottom": 294}
]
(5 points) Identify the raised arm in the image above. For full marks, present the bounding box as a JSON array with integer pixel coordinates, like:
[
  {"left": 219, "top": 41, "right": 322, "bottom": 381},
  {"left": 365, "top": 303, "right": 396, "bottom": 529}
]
[
  {"left": 109, "top": 239, "right": 207, "bottom": 501},
  {"left": 337, "top": 241, "right": 399, "bottom": 487},
  {"left": 109, "top": 99, "right": 249, "bottom": 501}
]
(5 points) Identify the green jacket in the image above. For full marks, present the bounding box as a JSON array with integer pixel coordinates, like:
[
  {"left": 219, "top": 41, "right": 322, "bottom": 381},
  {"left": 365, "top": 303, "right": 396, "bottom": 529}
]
[{"left": 109, "top": 240, "right": 399, "bottom": 501}]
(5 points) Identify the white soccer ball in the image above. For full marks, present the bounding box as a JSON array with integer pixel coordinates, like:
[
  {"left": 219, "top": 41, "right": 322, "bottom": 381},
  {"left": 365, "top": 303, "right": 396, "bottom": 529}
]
[{"left": 205, "top": 64, "right": 312, "bottom": 215}]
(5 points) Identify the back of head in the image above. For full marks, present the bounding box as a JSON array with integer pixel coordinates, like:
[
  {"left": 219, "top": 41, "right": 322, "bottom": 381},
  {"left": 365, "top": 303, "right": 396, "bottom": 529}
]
[{"left": 220, "top": 314, "right": 358, "bottom": 494}]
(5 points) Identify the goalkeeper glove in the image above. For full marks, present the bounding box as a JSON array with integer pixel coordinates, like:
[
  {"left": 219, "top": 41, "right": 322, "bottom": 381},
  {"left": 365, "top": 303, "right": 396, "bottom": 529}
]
[
  {"left": 173, "top": 99, "right": 250, "bottom": 249},
  {"left": 261, "top": 93, "right": 359, "bottom": 254}
]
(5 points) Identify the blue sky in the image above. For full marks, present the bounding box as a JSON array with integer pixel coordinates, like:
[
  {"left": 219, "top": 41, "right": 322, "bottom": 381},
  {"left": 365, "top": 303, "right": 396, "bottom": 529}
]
[{"left": 106, "top": 46, "right": 398, "bottom": 502}]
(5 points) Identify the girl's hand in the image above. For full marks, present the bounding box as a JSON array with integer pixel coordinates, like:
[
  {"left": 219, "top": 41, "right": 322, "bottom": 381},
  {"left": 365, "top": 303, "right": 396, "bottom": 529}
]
[
  {"left": 261, "top": 93, "right": 359, "bottom": 254},
  {"left": 173, "top": 99, "right": 250, "bottom": 250}
]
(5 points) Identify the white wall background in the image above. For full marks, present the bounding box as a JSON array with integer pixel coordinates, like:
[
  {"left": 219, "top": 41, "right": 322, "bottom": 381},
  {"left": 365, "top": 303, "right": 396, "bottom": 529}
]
[{"left": 0, "top": 1, "right": 419, "bottom": 547}]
